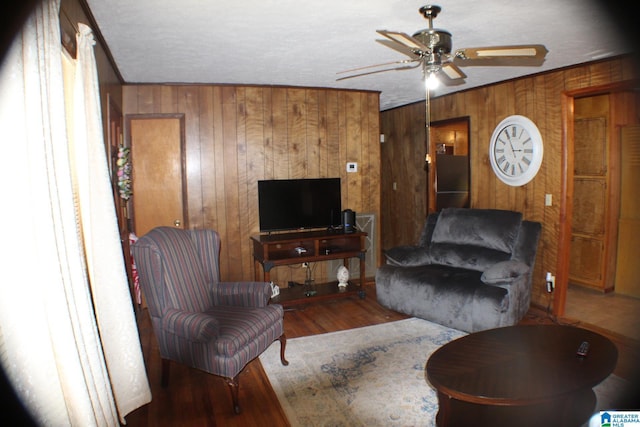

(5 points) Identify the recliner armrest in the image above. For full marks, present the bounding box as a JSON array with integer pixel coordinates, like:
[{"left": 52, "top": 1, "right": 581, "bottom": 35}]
[
  {"left": 211, "top": 281, "right": 271, "bottom": 307},
  {"left": 480, "top": 260, "right": 530, "bottom": 285},
  {"left": 162, "top": 308, "right": 219, "bottom": 342},
  {"left": 384, "top": 246, "right": 431, "bottom": 267}
]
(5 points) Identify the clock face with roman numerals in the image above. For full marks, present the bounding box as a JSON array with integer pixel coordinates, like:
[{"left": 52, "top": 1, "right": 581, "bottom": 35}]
[{"left": 489, "top": 115, "right": 544, "bottom": 186}]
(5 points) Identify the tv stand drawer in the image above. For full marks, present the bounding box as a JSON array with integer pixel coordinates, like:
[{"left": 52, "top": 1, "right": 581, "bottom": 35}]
[
  {"left": 251, "top": 230, "right": 367, "bottom": 279},
  {"left": 256, "top": 240, "right": 316, "bottom": 261}
]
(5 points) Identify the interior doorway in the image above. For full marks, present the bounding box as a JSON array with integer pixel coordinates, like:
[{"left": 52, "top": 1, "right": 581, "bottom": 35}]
[
  {"left": 557, "top": 83, "right": 640, "bottom": 327},
  {"left": 429, "top": 117, "right": 470, "bottom": 212},
  {"left": 569, "top": 94, "right": 616, "bottom": 293}
]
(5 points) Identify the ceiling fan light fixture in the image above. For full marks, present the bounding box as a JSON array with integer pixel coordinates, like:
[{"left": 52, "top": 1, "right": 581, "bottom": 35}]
[{"left": 425, "top": 71, "right": 440, "bottom": 90}]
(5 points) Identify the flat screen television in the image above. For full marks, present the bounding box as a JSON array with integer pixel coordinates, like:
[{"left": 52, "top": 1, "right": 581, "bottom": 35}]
[{"left": 258, "top": 178, "right": 341, "bottom": 232}]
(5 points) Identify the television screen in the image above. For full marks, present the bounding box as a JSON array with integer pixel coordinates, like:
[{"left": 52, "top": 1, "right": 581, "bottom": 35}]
[{"left": 258, "top": 178, "right": 341, "bottom": 232}]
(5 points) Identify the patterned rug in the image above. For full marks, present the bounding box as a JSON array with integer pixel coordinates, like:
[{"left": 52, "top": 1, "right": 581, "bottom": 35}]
[
  {"left": 259, "top": 318, "right": 632, "bottom": 427},
  {"left": 260, "top": 318, "right": 464, "bottom": 426}
]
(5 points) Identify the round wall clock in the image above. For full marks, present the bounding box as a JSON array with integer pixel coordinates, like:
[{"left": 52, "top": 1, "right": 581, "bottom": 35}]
[{"left": 489, "top": 115, "right": 543, "bottom": 186}]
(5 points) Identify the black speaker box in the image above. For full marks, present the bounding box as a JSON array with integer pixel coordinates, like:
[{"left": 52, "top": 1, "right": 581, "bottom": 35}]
[{"left": 342, "top": 209, "right": 356, "bottom": 233}]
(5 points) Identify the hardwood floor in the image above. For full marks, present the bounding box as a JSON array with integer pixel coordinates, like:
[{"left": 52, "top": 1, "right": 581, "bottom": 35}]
[{"left": 123, "top": 284, "right": 640, "bottom": 426}]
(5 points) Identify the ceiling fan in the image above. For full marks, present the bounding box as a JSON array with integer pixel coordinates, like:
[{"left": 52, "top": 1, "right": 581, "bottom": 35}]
[
  {"left": 338, "top": 5, "right": 548, "bottom": 170},
  {"left": 338, "top": 4, "right": 548, "bottom": 87}
]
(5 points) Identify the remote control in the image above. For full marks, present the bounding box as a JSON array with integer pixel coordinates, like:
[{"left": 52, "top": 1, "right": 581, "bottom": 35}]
[{"left": 577, "top": 341, "right": 589, "bottom": 358}]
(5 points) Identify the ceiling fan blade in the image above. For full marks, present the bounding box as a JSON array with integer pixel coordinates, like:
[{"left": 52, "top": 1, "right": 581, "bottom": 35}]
[
  {"left": 336, "top": 62, "right": 421, "bottom": 81},
  {"left": 337, "top": 59, "right": 418, "bottom": 75},
  {"left": 454, "top": 45, "right": 548, "bottom": 66},
  {"left": 440, "top": 63, "right": 467, "bottom": 80},
  {"left": 376, "top": 39, "right": 421, "bottom": 59},
  {"left": 376, "top": 30, "right": 430, "bottom": 53},
  {"left": 458, "top": 44, "right": 547, "bottom": 59}
]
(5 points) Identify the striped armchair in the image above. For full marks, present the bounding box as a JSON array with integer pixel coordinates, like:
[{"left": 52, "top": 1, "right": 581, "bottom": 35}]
[{"left": 132, "top": 227, "right": 288, "bottom": 414}]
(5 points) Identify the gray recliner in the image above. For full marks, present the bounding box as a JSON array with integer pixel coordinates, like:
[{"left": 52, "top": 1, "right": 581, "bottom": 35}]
[{"left": 375, "top": 208, "right": 541, "bottom": 333}]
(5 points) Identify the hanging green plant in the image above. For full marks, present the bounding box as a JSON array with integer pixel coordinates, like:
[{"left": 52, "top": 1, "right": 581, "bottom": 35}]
[{"left": 116, "top": 144, "right": 132, "bottom": 200}]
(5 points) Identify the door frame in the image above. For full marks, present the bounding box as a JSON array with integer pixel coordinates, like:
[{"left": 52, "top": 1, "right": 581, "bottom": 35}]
[{"left": 555, "top": 80, "right": 637, "bottom": 317}]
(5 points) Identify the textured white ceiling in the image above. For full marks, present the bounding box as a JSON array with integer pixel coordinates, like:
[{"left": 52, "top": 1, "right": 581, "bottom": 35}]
[{"left": 85, "top": 0, "right": 633, "bottom": 110}]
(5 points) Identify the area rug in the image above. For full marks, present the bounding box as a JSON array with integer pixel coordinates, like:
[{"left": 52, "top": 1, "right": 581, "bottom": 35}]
[
  {"left": 259, "top": 318, "right": 465, "bottom": 426},
  {"left": 259, "top": 318, "right": 633, "bottom": 427}
]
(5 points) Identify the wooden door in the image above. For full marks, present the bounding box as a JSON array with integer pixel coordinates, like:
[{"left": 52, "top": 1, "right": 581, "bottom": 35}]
[
  {"left": 569, "top": 95, "right": 611, "bottom": 291},
  {"left": 615, "top": 125, "right": 640, "bottom": 298},
  {"left": 130, "top": 116, "right": 186, "bottom": 237}
]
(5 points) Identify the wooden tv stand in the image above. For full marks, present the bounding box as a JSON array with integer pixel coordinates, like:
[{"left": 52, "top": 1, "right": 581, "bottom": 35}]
[{"left": 251, "top": 230, "right": 367, "bottom": 305}]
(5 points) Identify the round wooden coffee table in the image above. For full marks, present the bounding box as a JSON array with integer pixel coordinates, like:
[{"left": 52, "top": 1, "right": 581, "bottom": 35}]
[{"left": 425, "top": 325, "right": 617, "bottom": 427}]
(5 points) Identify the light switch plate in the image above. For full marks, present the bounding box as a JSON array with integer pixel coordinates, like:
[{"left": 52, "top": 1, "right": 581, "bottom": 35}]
[{"left": 347, "top": 162, "right": 358, "bottom": 173}]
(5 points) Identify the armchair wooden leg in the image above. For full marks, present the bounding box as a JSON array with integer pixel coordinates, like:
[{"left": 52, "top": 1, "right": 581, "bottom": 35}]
[
  {"left": 225, "top": 376, "right": 241, "bottom": 414},
  {"left": 161, "top": 359, "right": 170, "bottom": 388},
  {"left": 279, "top": 334, "right": 289, "bottom": 366}
]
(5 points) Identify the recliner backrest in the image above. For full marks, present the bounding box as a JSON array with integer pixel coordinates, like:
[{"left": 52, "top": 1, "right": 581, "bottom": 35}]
[
  {"left": 430, "top": 208, "right": 523, "bottom": 253},
  {"left": 423, "top": 208, "right": 535, "bottom": 272}
]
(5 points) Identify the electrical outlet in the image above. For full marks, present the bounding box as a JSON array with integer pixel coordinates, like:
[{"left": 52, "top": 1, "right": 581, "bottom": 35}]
[{"left": 545, "top": 272, "right": 555, "bottom": 293}]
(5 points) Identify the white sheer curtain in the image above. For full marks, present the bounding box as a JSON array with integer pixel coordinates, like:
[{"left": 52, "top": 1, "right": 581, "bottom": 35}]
[{"left": 0, "top": 0, "right": 151, "bottom": 425}]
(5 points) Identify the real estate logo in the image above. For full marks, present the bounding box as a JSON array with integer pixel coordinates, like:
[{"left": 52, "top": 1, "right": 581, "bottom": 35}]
[{"left": 600, "top": 411, "right": 640, "bottom": 427}]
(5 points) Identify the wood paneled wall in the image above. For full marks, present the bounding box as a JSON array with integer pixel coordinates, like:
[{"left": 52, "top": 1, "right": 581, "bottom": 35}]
[
  {"left": 123, "top": 85, "right": 381, "bottom": 285},
  {"left": 380, "top": 101, "right": 428, "bottom": 248},
  {"left": 380, "top": 56, "right": 639, "bottom": 308}
]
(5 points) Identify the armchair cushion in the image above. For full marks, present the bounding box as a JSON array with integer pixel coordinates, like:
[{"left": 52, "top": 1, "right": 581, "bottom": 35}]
[
  {"left": 384, "top": 246, "right": 431, "bottom": 267},
  {"left": 211, "top": 304, "right": 284, "bottom": 357},
  {"left": 162, "top": 308, "right": 220, "bottom": 342},
  {"left": 481, "top": 260, "right": 530, "bottom": 285}
]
